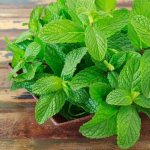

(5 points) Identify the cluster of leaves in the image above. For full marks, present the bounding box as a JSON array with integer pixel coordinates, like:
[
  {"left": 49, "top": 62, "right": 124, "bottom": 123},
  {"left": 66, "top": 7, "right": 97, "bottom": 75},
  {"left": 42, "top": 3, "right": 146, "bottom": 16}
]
[{"left": 6, "top": 0, "right": 150, "bottom": 149}]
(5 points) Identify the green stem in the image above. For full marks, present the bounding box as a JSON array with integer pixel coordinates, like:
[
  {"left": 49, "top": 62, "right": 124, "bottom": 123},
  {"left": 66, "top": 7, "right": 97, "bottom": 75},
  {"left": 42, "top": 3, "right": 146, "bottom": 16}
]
[
  {"left": 131, "top": 91, "right": 140, "bottom": 101},
  {"left": 103, "top": 60, "right": 115, "bottom": 71},
  {"left": 88, "top": 15, "right": 94, "bottom": 26}
]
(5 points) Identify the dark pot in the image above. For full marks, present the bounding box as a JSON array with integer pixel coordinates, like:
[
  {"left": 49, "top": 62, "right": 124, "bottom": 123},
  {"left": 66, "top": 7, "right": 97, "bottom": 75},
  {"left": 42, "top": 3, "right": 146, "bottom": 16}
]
[{"left": 8, "top": 63, "right": 92, "bottom": 130}]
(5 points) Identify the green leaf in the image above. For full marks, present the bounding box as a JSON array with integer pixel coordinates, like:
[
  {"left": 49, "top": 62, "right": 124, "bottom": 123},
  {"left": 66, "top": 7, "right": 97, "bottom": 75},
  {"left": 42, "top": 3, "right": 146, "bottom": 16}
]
[
  {"left": 14, "top": 31, "right": 33, "bottom": 44},
  {"left": 43, "top": 2, "right": 64, "bottom": 23},
  {"left": 108, "top": 32, "right": 135, "bottom": 51},
  {"left": 5, "top": 38, "right": 25, "bottom": 67},
  {"left": 76, "top": 0, "right": 96, "bottom": 15},
  {"left": 90, "top": 82, "right": 111, "bottom": 103},
  {"left": 118, "top": 54, "right": 141, "bottom": 92},
  {"left": 29, "top": 6, "right": 43, "bottom": 34},
  {"left": 8, "top": 60, "right": 25, "bottom": 80},
  {"left": 83, "top": 98, "right": 98, "bottom": 113},
  {"left": 130, "top": 15, "right": 150, "bottom": 48},
  {"left": 109, "top": 52, "right": 127, "bottom": 69},
  {"left": 39, "top": 19, "right": 85, "bottom": 43},
  {"left": 132, "top": 0, "right": 150, "bottom": 19},
  {"left": 140, "top": 50, "right": 150, "bottom": 98},
  {"left": 45, "top": 44, "right": 65, "bottom": 75},
  {"left": 134, "top": 95, "right": 150, "bottom": 108},
  {"left": 14, "top": 62, "right": 41, "bottom": 82},
  {"left": 95, "top": 9, "right": 129, "bottom": 38},
  {"left": 117, "top": 106, "right": 141, "bottom": 149},
  {"left": 35, "top": 90, "right": 66, "bottom": 124},
  {"left": 32, "top": 76, "right": 63, "bottom": 95},
  {"left": 106, "top": 89, "right": 132, "bottom": 106},
  {"left": 107, "top": 71, "right": 119, "bottom": 89},
  {"left": 61, "top": 47, "right": 87, "bottom": 80},
  {"left": 85, "top": 26, "right": 107, "bottom": 61},
  {"left": 11, "top": 80, "right": 35, "bottom": 92},
  {"left": 71, "top": 66, "right": 105, "bottom": 90},
  {"left": 80, "top": 102, "right": 118, "bottom": 138},
  {"left": 66, "top": 0, "right": 83, "bottom": 26},
  {"left": 25, "top": 42, "right": 41, "bottom": 62},
  {"left": 95, "top": 0, "right": 117, "bottom": 12}
]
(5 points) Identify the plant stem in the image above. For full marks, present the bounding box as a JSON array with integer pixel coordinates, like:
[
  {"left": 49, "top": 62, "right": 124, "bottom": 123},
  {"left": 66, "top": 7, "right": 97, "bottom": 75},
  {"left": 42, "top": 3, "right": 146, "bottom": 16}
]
[{"left": 103, "top": 60, "right": 115, "bottom": 71}]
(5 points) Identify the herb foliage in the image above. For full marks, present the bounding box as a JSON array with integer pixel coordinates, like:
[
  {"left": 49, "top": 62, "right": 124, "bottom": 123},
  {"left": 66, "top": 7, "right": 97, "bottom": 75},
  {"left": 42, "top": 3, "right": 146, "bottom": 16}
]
[{"left": 6, "top": 0, "right": 150, "bottom": 149}]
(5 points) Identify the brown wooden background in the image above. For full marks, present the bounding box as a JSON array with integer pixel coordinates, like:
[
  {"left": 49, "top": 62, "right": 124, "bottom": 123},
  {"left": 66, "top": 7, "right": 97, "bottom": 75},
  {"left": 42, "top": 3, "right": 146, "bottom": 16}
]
[{"left": 0, "top": 0, "right": 150, "bottom": 150}]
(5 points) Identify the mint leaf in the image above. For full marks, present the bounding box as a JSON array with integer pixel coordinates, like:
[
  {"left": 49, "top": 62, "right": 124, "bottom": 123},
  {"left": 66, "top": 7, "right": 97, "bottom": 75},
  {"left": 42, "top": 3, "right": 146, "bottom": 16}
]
[
  {"left": 66, "top": 0, "right": 82, "bottom": 26},
  {"left": 117, "top": 106, "right": 141, "bottom": 149},
  {"left": 95, "top": 0, "right": 117, "bottom": 12},
  {"left": 8, "top": 60, "right": 25, "bottom": 80},
  {"left": 140, "top": 50, "right": 150, "bottom": 98},
  {"left": 29, "top": 6, "right": 43, "bottom": 34},
  {"left": 85, "top": 26, "right": 107, "bottom": 61},
  {"left": 14, "top": 31, "right": 33, "bottom": 44},
  {"left": 135, "top": 95, "right": 150, "bottom": 108},
  {"left": 109, "top": 52, "right": 127, "bottom": 69},
  {"left": 14, "top": 62, "right": 41, "bottom": 82},
  {"left": 5, "top": 38, "right": 25, "bottom": 67},
  {"left": 95, "top": 9, "right": 129, "bottom": 38},
  {"left": 107, "top": 71, "right": 119, "bottom": 89},
  {"left": 11, "top": 80, "right": 34, "bottom": 92},
  {"left": 25, "top": 42, "right": 41, "bottom": 62},
  {"left": 132, "top": 0, "right": 150, "bottom": 19},
  {"left": 90, "top": 82, "right": 111, "bottom": 103},
  {"left": 61, "top": 47, "right": 87, "bottom": 80},
  {"left": 76, "top": 0, "right": 96, "bottom": 15},
  {"left": 108, "top": 32, "right": 135, "bottom": 51},
  {"left": 130, "top": 15, "right": 150, "bottom": 48},
  {"left": 39, "top": 20, "right": 85, "bottom": 43},
  {"left": 106, "top": 89, "right": 132, "bottom": 106},
  {"left": 45, "top": 44, "right": 65, "bottom": 75},
  {"left": 71, "top": 66, "right": 105, "bottom": 90},
  {"left": 32, "top": 76, "right": 63, "bottom": 95},
  {"left": 35, "top": 90, "right": 66, "bottom": 124},
  {"left": 118, "top": 54, "right": 141, "bottom": 92},
  {"left": 80, "top": 102, "right": 118, "bottom": 138}
]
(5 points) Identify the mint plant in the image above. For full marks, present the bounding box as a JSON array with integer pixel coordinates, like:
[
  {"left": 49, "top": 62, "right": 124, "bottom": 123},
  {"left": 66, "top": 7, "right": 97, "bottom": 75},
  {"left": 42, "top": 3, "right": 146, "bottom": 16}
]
[{"left": 6, "top": 0, "right": 150, "bottom": 149}]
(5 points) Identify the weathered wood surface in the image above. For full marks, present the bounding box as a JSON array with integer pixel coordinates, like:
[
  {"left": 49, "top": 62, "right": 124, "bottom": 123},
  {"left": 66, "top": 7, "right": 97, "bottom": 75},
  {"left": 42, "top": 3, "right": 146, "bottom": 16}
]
[{"left": 0, "top": 0, "right": 149, "bottom": 150}]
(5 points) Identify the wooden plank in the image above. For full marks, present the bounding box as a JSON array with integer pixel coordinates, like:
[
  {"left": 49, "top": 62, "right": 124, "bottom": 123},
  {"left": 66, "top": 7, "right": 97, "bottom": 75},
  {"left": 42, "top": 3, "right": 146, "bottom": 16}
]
[
  {"left": 0, "top": 139, "right": 120, "bottom": 150},
  {"left": 0, "top": 51, "right": 12, "bottom": 66},
  {"left": 0, "top": 18, "right": 28, "bottom": 30},
  {"left": 0, "top": 136, "right": 149, "bottom": 150},
  {"left": 0, "top": 89, "right": 34, "bottom": 104},
  {"left": 0, "top": 68, "right": 11, "bottom": 88},
  {"left": 0, "top": 110, "right": 85, "bottom": 139},
  {"left": 0, "top": 9, "right": 32, "bottom": 18}
]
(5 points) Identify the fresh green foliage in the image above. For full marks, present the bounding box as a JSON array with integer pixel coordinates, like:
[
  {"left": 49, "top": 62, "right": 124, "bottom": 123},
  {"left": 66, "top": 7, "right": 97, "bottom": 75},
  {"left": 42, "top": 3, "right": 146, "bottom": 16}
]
[
  {"left": 117, "top": 106, "right": 141, "bottom": 149},
  {"left": 61, "top": 47, "right": 87, "bottom": 80},
  {"left": 39, "top": 20, "right": 85, "bottom": 43},
  {"left": 85, "top": 26, "right": 107, "bottom": 61},
  {"left": 95, "top": 0, "right": 117, "bottom": 12},
  {"left": 32, "top": 76, "right": 63, "bottom": 95},
  {"left": 106, "top": 89, "right": 132, "bottom": 106},
  {"left": 35, "top": 90, "right": 66, "bottom": 124},
  {"left": 80, "top": 102, "right": 118, "bottom": 138},
  {"left": 7, "top": 0, "right": 150, "bottom": 149},
  {"left": 140, "top": 50, "right": 150, "bottom": 98}
]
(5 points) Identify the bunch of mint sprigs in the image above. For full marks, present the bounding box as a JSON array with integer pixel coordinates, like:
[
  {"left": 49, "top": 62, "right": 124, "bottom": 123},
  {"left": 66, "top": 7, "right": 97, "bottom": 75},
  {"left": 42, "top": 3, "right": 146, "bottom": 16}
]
[{"left": 6, "top": 0, "right": 150, "bottom": 149}]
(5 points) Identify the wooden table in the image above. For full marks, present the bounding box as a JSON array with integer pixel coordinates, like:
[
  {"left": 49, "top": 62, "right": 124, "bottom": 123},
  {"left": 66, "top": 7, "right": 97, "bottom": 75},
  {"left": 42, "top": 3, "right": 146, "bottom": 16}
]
[{"left": 0, "top": 1, "right": 149, "bottom": 149}]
